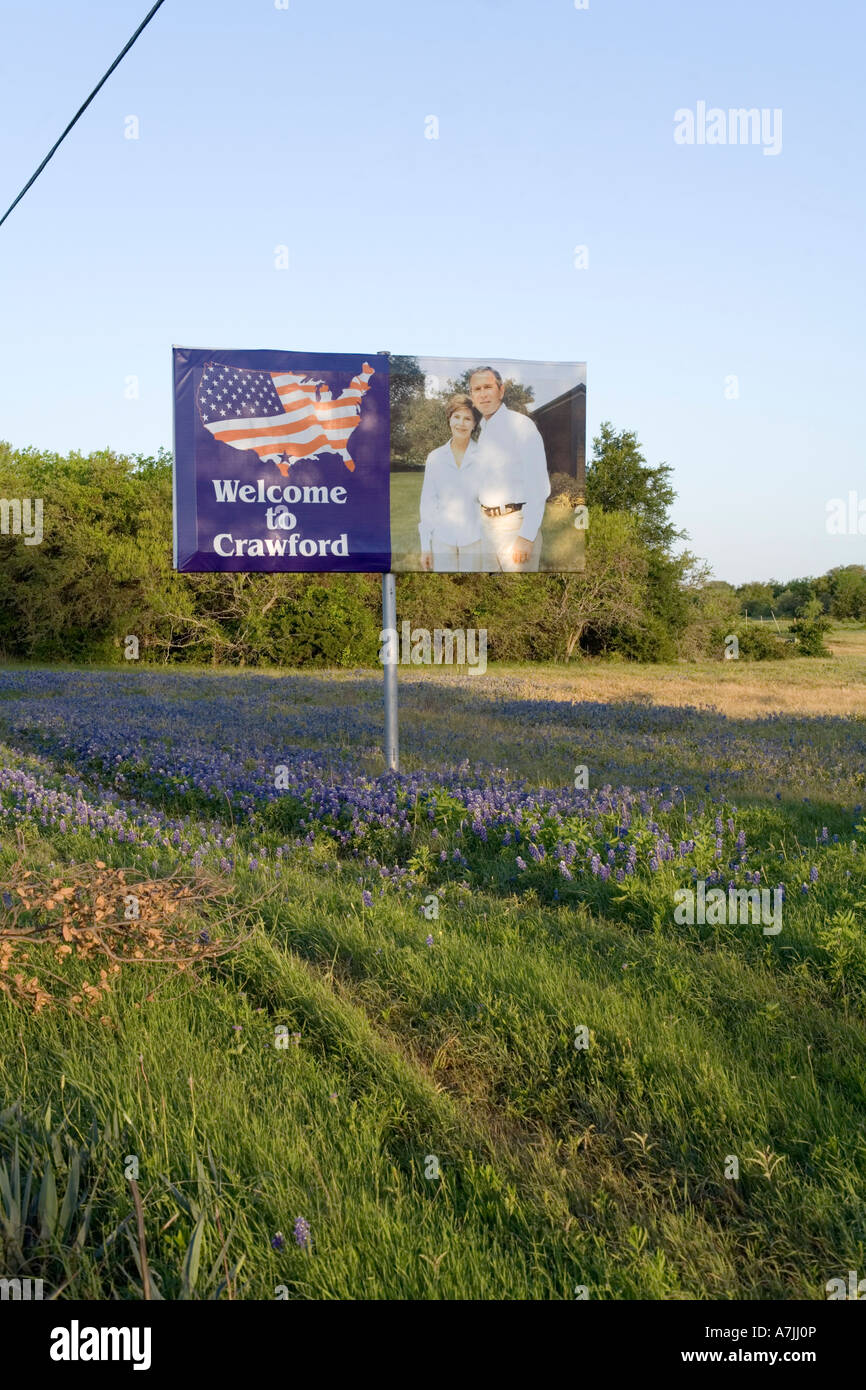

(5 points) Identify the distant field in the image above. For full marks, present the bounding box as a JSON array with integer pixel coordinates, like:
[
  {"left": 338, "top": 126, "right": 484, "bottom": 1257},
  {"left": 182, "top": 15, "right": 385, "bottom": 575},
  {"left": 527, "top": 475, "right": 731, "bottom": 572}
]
[
  {"left": 824, "top": 623, "right": 866, "bottom": 656},
  {"left": 458, "top": 648, "right": 866, "bottom": 721},
  {"left": 1, "top": 650, "right": 865, "bottom": 1300}
]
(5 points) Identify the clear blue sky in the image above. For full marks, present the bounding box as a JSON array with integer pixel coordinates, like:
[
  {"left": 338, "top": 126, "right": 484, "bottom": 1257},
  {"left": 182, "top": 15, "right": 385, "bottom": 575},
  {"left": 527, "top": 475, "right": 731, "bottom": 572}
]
[{"left": 1, "top": 0, "right": 863, "bottom": 583}]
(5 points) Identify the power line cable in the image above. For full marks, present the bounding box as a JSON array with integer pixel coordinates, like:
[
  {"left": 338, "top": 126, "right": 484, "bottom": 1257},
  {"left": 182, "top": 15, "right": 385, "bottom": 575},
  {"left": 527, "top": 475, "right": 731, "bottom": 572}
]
[{"left": 0, "top": 0, "right": 168, "bottom": 231}]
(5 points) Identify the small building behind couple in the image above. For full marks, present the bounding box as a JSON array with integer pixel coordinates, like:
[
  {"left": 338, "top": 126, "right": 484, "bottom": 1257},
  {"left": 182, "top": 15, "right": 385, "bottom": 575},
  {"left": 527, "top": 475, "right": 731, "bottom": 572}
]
[{"left": 528, "top": 381, "right": 586, "bottom": 501}]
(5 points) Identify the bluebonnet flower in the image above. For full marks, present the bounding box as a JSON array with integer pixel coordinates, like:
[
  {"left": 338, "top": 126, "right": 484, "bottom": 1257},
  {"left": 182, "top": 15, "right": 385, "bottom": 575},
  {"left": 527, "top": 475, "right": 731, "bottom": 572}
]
[
  {"left": 271, "top": 1232, "right": 285, "bottom": 1251},
  {"left": 515, "top": 856, "right": 527, "bottom": 871},
  {"left": 362, "top": 890, "right": 373, "bottom": 908},
  {"left": 294, "top": 1217, "right": 311, "bottom": 1250},
  {"left": 0, "top": 668, "right": 855, "bottom": 958},
  {"left": 809, "top": 866, "right": 818, "bottom": 883}
]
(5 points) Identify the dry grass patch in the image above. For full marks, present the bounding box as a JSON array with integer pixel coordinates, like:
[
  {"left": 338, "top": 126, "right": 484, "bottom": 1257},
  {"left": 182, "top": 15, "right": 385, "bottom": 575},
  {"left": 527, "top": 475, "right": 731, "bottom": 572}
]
[{"left": 0, "top": 858, "right": 248, "bottom": 1016}]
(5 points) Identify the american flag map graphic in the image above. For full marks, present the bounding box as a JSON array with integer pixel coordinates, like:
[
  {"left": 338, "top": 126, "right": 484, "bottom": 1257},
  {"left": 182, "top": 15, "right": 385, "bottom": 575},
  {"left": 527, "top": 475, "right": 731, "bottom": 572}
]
[{"left": 197, "top": 360, "right": 375, "bottom": 476}]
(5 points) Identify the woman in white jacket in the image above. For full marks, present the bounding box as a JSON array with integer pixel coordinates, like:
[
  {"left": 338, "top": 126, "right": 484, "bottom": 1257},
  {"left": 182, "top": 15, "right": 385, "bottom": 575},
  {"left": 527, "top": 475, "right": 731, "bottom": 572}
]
[{"left": 418, "top": 394, "right": 482, "bottom": 571}]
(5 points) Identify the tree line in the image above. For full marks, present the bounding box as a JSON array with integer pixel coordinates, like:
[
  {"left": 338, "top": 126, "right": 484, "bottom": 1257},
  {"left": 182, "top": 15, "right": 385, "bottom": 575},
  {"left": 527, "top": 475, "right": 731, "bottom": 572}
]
[{"left": 0, "top": 429, "right": 853, "bottom": 666}]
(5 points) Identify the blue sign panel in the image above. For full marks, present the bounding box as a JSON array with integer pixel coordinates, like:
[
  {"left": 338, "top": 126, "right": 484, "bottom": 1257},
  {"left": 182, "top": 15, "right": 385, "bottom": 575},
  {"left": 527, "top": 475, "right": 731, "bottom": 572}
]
[{"left": 173, "top": 347, "right": 390, "bottom": 571}]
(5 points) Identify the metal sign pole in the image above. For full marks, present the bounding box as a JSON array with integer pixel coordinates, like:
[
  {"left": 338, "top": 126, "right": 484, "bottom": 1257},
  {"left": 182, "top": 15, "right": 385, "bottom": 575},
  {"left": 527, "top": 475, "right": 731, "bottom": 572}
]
[{"left": 382, "top": 572, "right": 399, "bottom": 771}]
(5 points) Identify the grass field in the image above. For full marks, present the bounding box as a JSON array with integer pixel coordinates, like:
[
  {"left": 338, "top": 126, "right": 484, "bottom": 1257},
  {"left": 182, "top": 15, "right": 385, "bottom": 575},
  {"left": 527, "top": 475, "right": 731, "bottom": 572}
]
[
  {"left": 389, "top": 469, "right": 585, "bottom": 570},
  {"left": 1, "top": 639, "right": 865, "bottom": 1300}
]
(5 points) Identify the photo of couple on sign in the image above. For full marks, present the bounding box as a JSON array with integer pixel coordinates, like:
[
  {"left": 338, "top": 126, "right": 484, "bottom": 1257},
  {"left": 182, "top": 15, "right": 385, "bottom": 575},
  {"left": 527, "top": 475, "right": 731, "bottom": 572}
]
[{"left": 389, "top": 357, "right": 587, "bottom": 574}]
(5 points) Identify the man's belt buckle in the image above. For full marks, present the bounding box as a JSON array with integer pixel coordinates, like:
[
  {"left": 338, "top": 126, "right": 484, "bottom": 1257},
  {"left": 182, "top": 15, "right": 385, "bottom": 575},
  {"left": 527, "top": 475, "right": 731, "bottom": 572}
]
[{"left": 483, "top": 502, "right": 524, "bottom": 518}]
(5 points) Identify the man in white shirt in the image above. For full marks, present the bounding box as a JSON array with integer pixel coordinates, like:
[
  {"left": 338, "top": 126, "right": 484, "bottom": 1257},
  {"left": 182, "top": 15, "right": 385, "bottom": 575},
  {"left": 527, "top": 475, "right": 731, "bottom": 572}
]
[{"left": 469, "top": 366, "right": 550, "bottom": 572}]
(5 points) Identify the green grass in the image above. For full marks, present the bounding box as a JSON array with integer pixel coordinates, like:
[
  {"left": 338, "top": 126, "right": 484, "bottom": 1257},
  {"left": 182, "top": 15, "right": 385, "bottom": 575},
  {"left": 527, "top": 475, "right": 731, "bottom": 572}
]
[
  {"left": 2, "top": 652, "right": 866, "bottom": 1300},
  {"left": 3, "top": 817, "right": 866, "bottom": 1299}
]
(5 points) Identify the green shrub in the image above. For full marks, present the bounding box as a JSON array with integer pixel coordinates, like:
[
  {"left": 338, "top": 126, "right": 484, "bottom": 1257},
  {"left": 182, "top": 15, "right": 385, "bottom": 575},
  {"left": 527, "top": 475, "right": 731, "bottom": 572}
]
[
  {"left": 731, "top": 624, "right": 791, "bottom": 661},
  {"left": 790, "top": 616, "right": 832, "bottom": 657}
]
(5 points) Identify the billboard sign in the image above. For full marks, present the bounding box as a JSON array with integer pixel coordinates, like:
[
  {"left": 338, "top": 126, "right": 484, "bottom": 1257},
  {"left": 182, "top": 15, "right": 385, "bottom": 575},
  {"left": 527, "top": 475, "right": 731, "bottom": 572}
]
[{"left": 173, "top": 349, "right": 585, "bottom": 573}]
